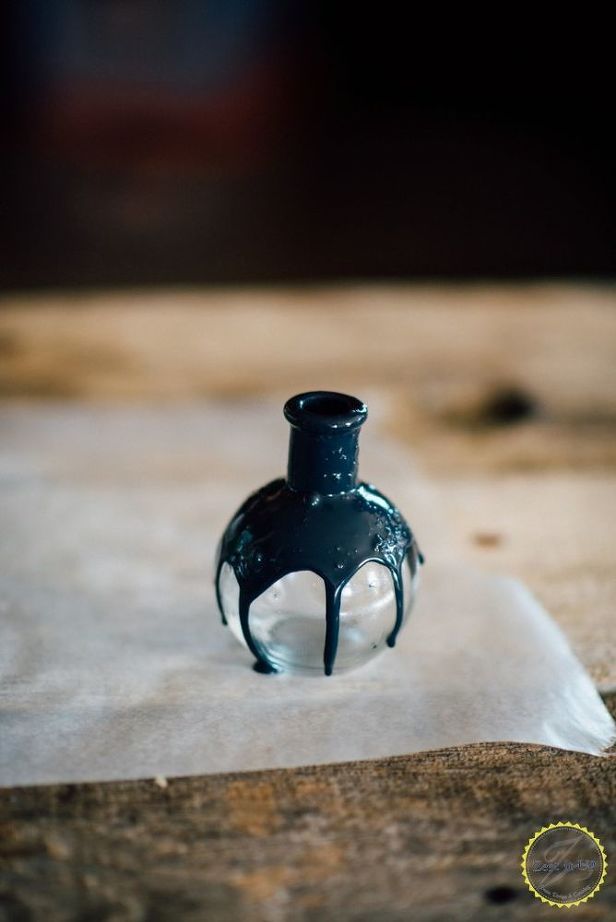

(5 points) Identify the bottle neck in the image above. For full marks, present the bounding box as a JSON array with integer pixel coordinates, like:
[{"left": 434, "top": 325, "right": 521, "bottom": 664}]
[
  {"left": 287, "top": 427, "right": 360, "bottom": 494},
  {"left": 283, "top": 391, "right": 367, "bottom": 495}
]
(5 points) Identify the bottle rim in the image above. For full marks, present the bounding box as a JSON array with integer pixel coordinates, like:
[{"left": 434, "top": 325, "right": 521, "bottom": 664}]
[{"left": 284, "top": 391, "right": 367, "bottom": 433}]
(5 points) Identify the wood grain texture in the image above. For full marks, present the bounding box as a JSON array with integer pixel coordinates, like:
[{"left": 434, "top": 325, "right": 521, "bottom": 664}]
[
  {"left": 1, "top": 701, "right": 615, "bottom": 922},
  {"left": 1, "top": 285, "right": 614, "bottom": 438}
]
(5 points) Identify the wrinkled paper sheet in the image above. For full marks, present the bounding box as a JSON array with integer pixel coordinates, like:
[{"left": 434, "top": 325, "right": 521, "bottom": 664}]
[{"left": 0, "top": 401, "right": 614, "bottom": 787}]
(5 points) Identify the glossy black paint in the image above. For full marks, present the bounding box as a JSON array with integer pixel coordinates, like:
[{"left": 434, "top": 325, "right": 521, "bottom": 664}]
[{"left": 215, "top": 392, "right": 422, "bottom": 675}]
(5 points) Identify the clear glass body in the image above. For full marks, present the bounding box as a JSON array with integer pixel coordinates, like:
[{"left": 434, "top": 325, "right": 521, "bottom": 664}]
[{"left": 219, "top": 559, "right": 417, "bottom": 675}]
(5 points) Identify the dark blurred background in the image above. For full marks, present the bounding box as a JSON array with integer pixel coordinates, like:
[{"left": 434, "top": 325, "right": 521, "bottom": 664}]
[{"left": 2, "top": 1, "right": 614, "bottom": 289}]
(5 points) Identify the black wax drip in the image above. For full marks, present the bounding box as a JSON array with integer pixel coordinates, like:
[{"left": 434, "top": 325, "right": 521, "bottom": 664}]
[{"left": 215, "top": 391, "right": 423, "bottom": 675}]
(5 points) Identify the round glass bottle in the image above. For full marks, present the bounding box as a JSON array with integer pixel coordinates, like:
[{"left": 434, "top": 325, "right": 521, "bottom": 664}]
[{"left": 215, "top": 391, "right": 422, "bottom": 675}]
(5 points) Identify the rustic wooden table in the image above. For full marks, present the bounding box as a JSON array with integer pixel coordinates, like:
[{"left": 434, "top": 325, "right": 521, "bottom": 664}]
[{"left": 1, "top": 283, "right": 614, "bottom": 920}]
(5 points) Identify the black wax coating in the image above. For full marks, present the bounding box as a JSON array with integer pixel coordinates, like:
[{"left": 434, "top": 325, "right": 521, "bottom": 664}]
[{"left": 214, "top": 392, "right": 422, "bottom": 675}]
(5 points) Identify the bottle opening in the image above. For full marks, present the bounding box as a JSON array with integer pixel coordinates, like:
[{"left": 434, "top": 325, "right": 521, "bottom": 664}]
[
  {"left": 284, "top": 391, "right": 367, "bottom": 433},
  {"left": 302, "top": 393, "right": 357, "bottom": 417}
]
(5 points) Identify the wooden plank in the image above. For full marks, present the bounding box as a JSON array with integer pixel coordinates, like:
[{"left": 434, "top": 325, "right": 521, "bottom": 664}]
[
  {"left": 1, "top": 700, "right": 614, "bottom": 922},
  {"left": 0, "top": 285, "right": 614, "bottom": 431}
]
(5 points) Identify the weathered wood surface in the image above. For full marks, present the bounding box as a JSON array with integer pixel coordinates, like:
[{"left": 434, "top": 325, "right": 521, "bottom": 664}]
[
  {"left": 0, "top": 284, "right": 614, "bottom": 920},
  {"left": 1, "top": 704, "right": 615, "bottom": 922}
]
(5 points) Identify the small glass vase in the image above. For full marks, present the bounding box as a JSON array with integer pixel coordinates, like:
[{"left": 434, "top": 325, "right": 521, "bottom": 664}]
[{"left": 215, "top": 391, "right": 423, "bottom": 675}]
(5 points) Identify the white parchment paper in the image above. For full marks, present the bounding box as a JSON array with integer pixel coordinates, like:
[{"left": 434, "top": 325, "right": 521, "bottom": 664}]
[{"left": 0, "top": 401, "right": 613, "bottom": 787}]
